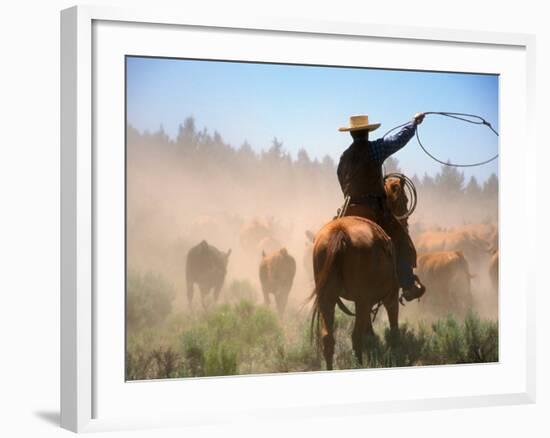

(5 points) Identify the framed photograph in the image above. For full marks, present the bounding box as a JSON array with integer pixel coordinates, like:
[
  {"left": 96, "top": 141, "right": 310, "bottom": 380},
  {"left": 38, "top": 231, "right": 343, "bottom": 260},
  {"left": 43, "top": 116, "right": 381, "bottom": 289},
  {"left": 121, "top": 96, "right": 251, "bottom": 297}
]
[{"left": 61, "top": 5, "right": 536, "bottom": 433}]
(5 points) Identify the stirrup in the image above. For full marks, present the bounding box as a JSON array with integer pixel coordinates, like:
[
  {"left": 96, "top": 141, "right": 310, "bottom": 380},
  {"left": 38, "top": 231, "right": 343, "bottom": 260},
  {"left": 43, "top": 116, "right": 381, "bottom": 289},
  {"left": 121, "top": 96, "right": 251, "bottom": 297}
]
[{"left": 400, "top": 278, "right": 426, "bottom": 302}]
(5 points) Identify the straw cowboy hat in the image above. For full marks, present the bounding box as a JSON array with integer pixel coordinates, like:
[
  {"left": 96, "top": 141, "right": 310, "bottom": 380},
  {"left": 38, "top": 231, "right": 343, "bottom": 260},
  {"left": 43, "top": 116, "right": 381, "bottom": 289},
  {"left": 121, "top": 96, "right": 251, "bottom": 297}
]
[{"left": 338, "top": 114, "right": 381, "bottom": 132}]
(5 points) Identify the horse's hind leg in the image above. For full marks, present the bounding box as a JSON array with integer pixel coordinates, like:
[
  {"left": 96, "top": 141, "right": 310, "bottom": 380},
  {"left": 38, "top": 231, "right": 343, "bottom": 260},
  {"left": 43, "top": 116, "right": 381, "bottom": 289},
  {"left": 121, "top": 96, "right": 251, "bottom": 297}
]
[
  {"left": 384, "top": 289, "right": 400, "bottom": 346},
  {"left": 352, "top": 301, "right": 369, "bottom": 366},
  {"left": 319, "top": 298, "right": 336, "bottom": 371},
  {"left": 384, "top": 290, "right": 399, "bottom": 331}
]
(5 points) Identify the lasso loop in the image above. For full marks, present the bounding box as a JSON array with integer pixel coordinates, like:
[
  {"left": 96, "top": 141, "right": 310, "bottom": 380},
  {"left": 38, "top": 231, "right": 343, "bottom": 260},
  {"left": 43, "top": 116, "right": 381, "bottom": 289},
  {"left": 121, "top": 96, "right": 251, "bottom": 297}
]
[{"left": 382, "top": 111, "right": 499, "bottom": 168}]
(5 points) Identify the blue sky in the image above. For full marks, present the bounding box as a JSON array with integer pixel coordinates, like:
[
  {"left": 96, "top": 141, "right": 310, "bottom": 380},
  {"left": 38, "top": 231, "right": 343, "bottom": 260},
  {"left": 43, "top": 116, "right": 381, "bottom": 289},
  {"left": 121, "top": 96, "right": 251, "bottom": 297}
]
[{"left": 126, "top": 56, "right": 499, "bottom": 182}]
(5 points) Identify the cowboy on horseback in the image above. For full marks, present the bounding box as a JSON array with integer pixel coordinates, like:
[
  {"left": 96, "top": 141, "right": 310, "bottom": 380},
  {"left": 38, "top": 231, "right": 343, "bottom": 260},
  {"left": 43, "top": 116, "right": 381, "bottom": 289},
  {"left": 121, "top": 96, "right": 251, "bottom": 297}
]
[{"left": 337, "top": 113, "right": 426, "bottom": 301}]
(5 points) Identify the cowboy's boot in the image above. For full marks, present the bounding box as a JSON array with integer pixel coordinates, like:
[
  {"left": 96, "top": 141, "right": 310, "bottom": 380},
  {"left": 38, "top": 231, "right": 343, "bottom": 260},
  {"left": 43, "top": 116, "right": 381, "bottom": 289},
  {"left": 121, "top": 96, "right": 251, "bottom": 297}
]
[{"left": 401, "top": 274, "right": 426, "bottom": 302}]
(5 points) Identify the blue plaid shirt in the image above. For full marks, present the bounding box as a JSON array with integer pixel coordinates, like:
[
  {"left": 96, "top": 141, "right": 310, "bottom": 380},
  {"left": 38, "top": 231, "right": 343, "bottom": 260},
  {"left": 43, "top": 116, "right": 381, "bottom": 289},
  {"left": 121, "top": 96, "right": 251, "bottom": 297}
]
[
  {"left": 337, "top": 121, "right": 418, "bottom": 198},
  {"left": 369, "top": 122, "right": 417, "bottom": 164}
]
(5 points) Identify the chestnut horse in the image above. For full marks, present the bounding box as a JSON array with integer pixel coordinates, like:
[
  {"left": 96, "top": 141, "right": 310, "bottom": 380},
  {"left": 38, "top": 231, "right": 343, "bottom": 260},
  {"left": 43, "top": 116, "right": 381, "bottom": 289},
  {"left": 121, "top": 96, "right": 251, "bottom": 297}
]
[{"left": 310, "top": 216, "right": 400, "bottom": 370}]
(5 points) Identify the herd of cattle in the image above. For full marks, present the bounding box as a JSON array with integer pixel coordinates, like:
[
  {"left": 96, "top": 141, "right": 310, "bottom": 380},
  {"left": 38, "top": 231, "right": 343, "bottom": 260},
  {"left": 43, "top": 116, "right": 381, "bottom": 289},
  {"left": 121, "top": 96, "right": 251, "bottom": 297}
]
[{"left": 185, "top": 217, "right": 498, "bottom": 317}]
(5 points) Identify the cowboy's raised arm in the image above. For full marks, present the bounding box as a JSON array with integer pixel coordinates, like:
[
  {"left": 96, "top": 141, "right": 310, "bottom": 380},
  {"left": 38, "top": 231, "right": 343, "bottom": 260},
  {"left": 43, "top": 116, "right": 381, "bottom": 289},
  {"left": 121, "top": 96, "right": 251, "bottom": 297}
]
[{"left": 374, "top": 113, "right": 425, "bottom": 163}]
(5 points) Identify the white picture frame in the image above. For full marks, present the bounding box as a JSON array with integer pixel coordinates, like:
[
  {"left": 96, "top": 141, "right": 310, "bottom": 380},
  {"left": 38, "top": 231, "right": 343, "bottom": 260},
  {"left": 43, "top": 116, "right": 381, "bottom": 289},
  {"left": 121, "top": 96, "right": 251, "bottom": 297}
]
[{"left": 60, "top": 4, "right": 536, "bottom": 433}]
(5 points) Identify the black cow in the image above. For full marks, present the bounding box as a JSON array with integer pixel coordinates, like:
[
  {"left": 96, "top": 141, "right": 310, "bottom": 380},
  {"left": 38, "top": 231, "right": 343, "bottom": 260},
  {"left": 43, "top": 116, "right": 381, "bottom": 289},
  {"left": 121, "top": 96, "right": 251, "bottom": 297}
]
[{"left": 186, "top": 240, "right": 231, "bottom": 308}]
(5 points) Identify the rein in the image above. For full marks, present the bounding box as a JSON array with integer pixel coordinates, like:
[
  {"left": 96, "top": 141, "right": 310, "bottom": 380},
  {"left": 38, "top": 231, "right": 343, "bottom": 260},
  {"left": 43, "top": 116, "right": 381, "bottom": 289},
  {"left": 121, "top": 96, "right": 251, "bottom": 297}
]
[{"left": 334, "top": 298, "right": 385, "bottom": 324}]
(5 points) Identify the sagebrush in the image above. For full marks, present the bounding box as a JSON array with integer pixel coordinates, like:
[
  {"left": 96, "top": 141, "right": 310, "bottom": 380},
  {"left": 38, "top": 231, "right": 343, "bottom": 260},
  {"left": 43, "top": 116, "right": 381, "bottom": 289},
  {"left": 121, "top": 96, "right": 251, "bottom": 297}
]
[{"left": 126, "top": 273, "right": 498, "bottom": 380}]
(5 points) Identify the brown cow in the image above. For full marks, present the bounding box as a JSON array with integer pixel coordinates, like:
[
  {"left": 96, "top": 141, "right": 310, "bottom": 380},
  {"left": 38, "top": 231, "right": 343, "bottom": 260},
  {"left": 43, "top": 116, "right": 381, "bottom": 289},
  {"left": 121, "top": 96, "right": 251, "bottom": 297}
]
[
  {"left": 186, "top": 240, "right": 231, "bottom": 308},
  {"left": 239, "top": 218, "right": 272, "bottom": 254},
  {"left": 416, "top": 251, "right": 473, "bottom": 316},
  {"left": 457, "top": 223, "right": 497, "bottom": 244},
  {"left": 240, "top": 217, "right": 289, "bottom": 255},
  {"left": 257, "top": 235, "right": 283, "bottom": 255},
  {"left": 259, "top": 248, "right": 296, "bottom": 315},
  {"left": 384, "top": 176, "right": 409, "bottom": 226},
  {"left": 415, "top": 228, "right": 491, "bottom": 270}
]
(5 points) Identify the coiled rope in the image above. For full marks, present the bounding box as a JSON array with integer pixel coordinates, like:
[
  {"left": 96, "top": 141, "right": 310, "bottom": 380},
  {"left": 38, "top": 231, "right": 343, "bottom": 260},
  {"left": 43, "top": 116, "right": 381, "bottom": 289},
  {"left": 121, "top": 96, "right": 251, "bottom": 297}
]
[
  {"left": 383, "top": 172, "right": 418, "bottom": 221},
  {"left": 382, "top": 111, "right": 499, "bottom": 168}
]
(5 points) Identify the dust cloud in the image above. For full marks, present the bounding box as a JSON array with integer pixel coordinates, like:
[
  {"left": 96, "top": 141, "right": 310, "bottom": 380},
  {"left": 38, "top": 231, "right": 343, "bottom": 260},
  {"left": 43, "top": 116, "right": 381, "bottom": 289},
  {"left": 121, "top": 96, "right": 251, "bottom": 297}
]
[{"left": 126, "top": 121, "right": 499, "bottom": 323}]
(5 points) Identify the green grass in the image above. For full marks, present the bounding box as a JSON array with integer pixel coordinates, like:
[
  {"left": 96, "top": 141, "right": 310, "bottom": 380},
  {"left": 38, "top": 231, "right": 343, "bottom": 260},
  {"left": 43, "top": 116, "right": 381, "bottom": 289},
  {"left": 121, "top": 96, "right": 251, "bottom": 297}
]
[
  {"left": 126, "top": 274, "right": 498, "bottom": 380},
  {"left": 178, "top": 299, "right": 283, "bottom": 377},
  {"left": 126, "top": 270, "right": 175, "bottom": 332}
]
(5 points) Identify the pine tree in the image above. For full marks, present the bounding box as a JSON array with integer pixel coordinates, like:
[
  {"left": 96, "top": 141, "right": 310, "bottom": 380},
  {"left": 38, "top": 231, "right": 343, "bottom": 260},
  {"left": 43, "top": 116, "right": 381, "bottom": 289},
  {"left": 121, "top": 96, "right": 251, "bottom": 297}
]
[
  {"left": 263, "top": 137, "right": 284, "bottom": 163},
  {"left": 176, "top": 116, "right": 197, "bottom": 151},
  {"left": 152, "top": 124, "right": 170, "bottom": 146},
  {"left": 435, "top": 162, "right": 465, "bottom": 197},
  {"left": 465, "top": 176, "right": 482, "bottom": 198},
  {"left": 321, "top": 155, "right": 335, "bottom": 173},
  {"left": 483, "top": 173, "right": 499, "bottom": 199},
  {"left": 422, "top": 172, "right": 435, "bottom": 192},
  {"left": 238, "top": 141, "right": 256, "bottom": 162},
  {"left": 296, "top": 148, "right": 312, "bottom": 169}
]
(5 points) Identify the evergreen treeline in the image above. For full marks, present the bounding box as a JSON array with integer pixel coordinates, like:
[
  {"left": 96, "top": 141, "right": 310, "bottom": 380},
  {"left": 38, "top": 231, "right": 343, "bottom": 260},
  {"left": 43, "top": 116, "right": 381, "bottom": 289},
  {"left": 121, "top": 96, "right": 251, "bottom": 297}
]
[{"left": 127, "top": 116, "right": 498, "bottom": 202}]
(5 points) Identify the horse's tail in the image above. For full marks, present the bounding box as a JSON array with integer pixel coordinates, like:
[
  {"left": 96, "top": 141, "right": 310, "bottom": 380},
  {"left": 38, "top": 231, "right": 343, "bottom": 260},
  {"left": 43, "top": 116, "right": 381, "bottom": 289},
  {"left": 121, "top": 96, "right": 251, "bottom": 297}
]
[{"left": 310, "top": 226, "right": 350, "bottom": 346}]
